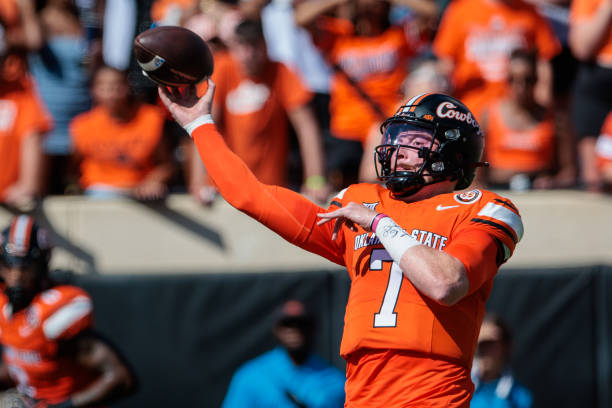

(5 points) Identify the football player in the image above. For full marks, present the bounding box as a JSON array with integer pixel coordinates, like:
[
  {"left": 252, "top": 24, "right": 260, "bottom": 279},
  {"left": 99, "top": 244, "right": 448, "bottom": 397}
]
[
  {"left": 0, "top": 215, "right": 134, "bottom": 407},
  {"left": 159, "top": 81, "right": 524, "bottom": 407}
]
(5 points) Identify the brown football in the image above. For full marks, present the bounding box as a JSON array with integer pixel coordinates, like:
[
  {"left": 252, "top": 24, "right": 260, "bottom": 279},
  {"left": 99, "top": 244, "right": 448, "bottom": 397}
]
[{"left": 133, "top": 26, "right": 214, "bottom": 87}]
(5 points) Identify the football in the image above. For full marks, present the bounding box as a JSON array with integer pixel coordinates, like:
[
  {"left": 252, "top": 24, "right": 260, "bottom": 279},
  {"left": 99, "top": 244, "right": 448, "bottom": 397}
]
[{"left": 133, "top": 26, "right": 214, "bottom": 87}]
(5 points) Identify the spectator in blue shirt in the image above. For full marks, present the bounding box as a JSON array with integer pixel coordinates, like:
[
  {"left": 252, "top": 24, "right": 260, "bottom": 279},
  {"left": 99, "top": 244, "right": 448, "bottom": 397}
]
[
  {"left": 222, "top": 300, "right": 346, "bottom": 408},
  {"left": 471, "top": 314, "right": 533, "bottom": 408}
]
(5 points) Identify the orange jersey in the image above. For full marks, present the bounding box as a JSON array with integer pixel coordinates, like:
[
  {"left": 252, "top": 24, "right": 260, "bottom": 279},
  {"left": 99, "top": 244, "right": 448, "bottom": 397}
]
[
  {"left": 70, "top": 104, "right": 165, "bottom": 189},
  {"left": 596, "top": 111, "right": 612, "bottom": 169},
  {"left": 191, "top": 124, "right": 523, "bottom": 406},
  {"left": 433, "top": 0, "right": 559, "bottom": 116},
  {"left": 485, "top": 102, "right": 556, "bottom": 172},
  {"left": 201, "top": 53, "right": 312, "bottom": 186},
  {"left": 330, "top": 185, "right": 521, "bottom": 363},
  {"left": 0, "top": 285, "right": 96, "bottom": 403},
  {"left": 0, "top": 81, "right": 52, "bottom": 199},
  {"left": 327, "top": 23, "right": 412, "bottom": 142},
  {"left": 570, "top": 0, "right": 612, "bottom": 65}
]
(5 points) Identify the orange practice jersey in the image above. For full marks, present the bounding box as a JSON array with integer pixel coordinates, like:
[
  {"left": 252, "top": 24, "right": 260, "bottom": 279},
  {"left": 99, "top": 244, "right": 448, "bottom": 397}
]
[
  {"left": 485, "top": 102, "right": 555, "bottom": 172},
  {"left": 70, "top": 104, "right": 165, "bottom": 189},
  {"left": 433, "top": 0, "right": 559, "bottom": 116},
  {"left": 200, "top": 53, "right": 312, "bottom": 186},
  {"left": 0, "top": 81, "right": 52, "bottom": 199},
  {"left": 570, "top": 0, "right": 612, "bottom": 65},
  {"left": 191, "top": 124, "right": 523, "bottom": 407},
  {"left": 0, "top": 285, "right": 96, "bottom": 403},
  {"left": 596, "top": 111, "right": 612, "bottom": 169}
]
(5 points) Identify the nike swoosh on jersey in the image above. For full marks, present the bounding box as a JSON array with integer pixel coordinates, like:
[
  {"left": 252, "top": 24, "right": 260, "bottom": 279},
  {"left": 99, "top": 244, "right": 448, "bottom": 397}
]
[{"left": 436, "top": 204, "right": 460, "bottom": 211}]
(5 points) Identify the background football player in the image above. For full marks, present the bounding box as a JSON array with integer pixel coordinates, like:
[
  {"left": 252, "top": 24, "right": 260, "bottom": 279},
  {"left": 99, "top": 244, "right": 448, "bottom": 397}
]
[{"left": 0, "top": 215, "right": 135, "bottom": 408}]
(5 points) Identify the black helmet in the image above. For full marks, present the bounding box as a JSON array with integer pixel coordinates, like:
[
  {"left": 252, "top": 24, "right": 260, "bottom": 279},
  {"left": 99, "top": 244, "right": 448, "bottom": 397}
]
[
  {"left": 0, "top": 215, "right": 51, "bottom": 270},
  {"left": 375, "top": 93, "right": 486, "bottom": 198}
]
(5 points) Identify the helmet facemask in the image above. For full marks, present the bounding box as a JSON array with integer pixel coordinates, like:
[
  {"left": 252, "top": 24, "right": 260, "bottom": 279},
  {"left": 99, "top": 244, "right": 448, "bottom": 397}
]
[
  {"left": 375, "top": 120, "right": 459, "bottom": 197},
  {"left": 0, "top": 217, "right": 52, "bottom": 312}
]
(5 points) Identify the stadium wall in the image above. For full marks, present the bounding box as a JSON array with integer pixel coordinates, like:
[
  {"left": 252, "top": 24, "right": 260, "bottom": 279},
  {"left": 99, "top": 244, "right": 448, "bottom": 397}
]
[
  {"left": 57, "top": 266, "right": 611, "bottom": 408},
  {"left": 0, "top": 190, "right": 610, "bottom": 274}
]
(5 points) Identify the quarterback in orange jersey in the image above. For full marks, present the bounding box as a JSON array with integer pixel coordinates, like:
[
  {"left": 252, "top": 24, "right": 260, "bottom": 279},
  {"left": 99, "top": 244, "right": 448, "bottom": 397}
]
[
  {"left": 0, "top": 216, "right": 134, "bottom": 408},
  {"left": 160, "top": 82, "right": 524, "bottom": 407}
]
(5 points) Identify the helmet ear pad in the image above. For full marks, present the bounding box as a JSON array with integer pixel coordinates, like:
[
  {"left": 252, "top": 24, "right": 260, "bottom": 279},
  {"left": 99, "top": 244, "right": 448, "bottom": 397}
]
[{"left": 438, "top": 134, "right": 482, "bottom": 190}]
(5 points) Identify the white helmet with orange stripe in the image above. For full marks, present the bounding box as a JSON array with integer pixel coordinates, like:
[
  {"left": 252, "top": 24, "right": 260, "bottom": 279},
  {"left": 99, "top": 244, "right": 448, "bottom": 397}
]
[
  {"left": 0, "top": 215, "right": 51, "bottom": 270},
  {"left": 0, "top": 215, "right": 52, "bottom": 312}
]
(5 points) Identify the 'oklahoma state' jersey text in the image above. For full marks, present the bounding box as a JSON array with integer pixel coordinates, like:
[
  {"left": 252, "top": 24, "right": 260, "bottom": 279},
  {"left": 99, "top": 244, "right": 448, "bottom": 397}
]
[{"left": 328, "top": 184, "right": 522, "bottom": 366}]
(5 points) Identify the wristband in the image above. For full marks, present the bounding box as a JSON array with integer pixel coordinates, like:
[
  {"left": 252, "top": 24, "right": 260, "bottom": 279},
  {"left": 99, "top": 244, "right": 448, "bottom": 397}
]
[
  {"left": 369, "top": 213, "right": 388, "bottom": 232},
  {"left": 183, "top": 114, "right": 214, "bottom": 137},
  {"left": 374, "top": 216, "right": 421, "bottom": 264},
  {"left": 305, "top": 175, "right": 326, "bottom": 190}
]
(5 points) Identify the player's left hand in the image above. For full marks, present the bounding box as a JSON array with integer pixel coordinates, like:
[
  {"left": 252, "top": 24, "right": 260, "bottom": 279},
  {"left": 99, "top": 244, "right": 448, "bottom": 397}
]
[{"left": 317, "top": 202, "right": 378, "bottom": 240}]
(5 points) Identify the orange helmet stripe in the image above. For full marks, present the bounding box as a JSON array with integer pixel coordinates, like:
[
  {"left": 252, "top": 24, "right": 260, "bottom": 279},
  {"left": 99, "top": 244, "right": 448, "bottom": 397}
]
[{"left": 408, "top": 92, "right": 431, "bottom": 112}]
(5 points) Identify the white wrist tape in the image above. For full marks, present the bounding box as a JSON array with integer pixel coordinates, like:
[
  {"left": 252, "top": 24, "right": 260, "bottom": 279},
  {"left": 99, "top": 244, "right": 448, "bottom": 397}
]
[
  {"left": 183, "top": 114, "right": 214, "bottom": 137},
  {"left": 374, "top": 216, "right": 421, "bottom": 264}
]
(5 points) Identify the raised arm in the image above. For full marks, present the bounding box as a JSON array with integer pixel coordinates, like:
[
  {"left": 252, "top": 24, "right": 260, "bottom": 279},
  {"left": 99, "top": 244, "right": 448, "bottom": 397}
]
[
  {"left": 159, "top": 83, "right": 344, "bottom": 265},
  {"left": 287, "top": 104, "right": 330, "bottom": 204},
  {"left": 569, "top": 1, "right": 612, "bottom": 61},
  {"left": 3, "top": 130, "right": 44, "bottom": 209},
  {"left": 294, "top": 0, "right": 348, "bottom": 27}
]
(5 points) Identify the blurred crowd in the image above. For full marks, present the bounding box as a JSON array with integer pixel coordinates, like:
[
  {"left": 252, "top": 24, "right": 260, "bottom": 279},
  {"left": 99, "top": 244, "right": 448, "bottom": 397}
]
[{"left": 1, "top": 0, "right": 612, "bottom": 211}]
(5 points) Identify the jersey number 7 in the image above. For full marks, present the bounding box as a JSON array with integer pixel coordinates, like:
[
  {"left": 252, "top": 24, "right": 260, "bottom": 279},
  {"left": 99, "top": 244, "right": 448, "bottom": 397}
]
[{"left": 370, "top": 248, "right": 404, "bottom": 328}]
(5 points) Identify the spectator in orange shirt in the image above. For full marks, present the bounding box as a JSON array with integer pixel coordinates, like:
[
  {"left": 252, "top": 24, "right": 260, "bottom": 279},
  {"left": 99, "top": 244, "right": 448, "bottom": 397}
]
[
  {"left": 0, "top": 45, "right": 51, "bottom": 209},
  {"left": 569, "top": 0, "right": 612, "bottom": 191},
  {"left": 295, "top": 0, "right": 428, "bottom": 190},
  {"left": 478, "top": 49, "right": 576, "bottom": 190},
  {"left": 70, "top": 65, "right": 174, "bottom": 200},
  {"left": 433, "top": 0, "right": 560, "bottom": 118},
  {"left": 190, "top": 18, "right": 329, "bottom": 204}
]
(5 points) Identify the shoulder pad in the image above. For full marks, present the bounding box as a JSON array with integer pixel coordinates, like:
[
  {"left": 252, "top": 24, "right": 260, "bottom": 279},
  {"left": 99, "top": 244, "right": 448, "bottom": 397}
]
[
  {"left": 328, "top": 187, "right": 348, "bottom": 209},
  {"left": 469, "top": 191, "right": 524, "bottom": 245}
]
